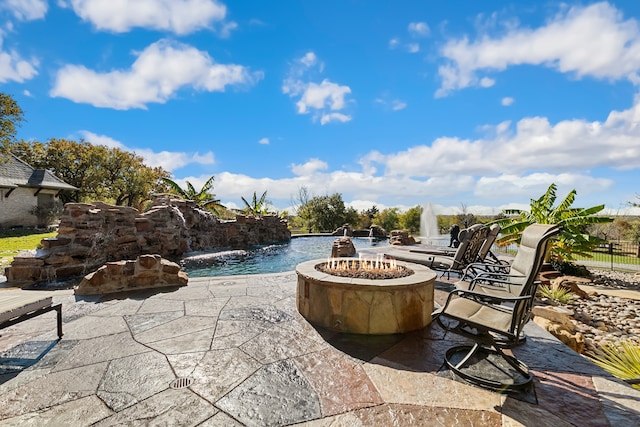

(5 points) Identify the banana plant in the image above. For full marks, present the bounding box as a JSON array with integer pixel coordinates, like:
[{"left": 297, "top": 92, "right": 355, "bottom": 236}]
[
  {"left": 492, "top": 183, "right": 613, "bottom": 262},
  {"left": 161, "top": 175, "right": 224, "bottom": 214},
  {"left": 241, "top": 191, "right": 271, "bottom": 217}
]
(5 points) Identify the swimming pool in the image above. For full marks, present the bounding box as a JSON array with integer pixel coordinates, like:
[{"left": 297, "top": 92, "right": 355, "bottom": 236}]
[{"left": 181, "top": 236, "right": 390, "bottom": 277}]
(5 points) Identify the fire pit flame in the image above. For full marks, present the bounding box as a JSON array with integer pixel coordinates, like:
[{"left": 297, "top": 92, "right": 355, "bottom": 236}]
[
  {"left": 325, "top": 254, "right": 399, "bottom": 274},
  {"left": 319, "top": 254, "right": 412, "bottom": 280}
]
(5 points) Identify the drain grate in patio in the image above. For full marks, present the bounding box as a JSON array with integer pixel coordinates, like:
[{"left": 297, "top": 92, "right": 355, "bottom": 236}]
[{"left": 169, "top": 377, "right": 194, "bottom": 389}]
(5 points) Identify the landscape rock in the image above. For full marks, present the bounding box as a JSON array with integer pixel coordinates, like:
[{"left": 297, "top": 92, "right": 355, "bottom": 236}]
[
  {"left": 389, "top": 230, "right": 416, "bottom": 246},
  {"left": 535, "top": 270, "right": 640, "bottom": 354},
  {"left": 331, "top": 237, "right": 356, "bottom": 257},
  {"left": 74, "top": 255, "right": 188, "bottom": 295},
  {"left": 550, "top": 275, "right": 592, "bottom": 298},
  {"left": 5, "top": 195, "right": 290, "bottom": 285}
]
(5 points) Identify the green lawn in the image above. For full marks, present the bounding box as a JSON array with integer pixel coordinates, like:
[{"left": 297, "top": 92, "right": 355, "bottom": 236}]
[
  {"left": 573, "top": 251, "right": 640, "bottom": 266},
  {"left": 0, "top": 229, "right": 57, "bottom": 269}
]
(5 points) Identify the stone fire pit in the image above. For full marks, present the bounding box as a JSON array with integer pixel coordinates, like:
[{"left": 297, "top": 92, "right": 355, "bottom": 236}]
[{"left": 296, "top": 259, "right": 436, "bottom": 335}]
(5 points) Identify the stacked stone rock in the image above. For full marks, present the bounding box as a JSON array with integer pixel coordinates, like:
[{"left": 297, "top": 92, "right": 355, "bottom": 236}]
[
  {"left": 330, "top": 237, "right": 356, "bottom": 257},
  {"left": 74, "top": 254, "right": 188, "bottom": 295},
  {"left": 6, "top": 196, "right": 290, "bottom": 285},
  {"left": 389, "top": 230, "right": 416, "bottom": 246}
]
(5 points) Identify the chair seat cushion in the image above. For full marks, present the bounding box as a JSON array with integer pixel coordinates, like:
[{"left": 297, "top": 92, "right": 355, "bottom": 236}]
[{"left": 443, "top": 297, "right": 513, "bottom": 332}]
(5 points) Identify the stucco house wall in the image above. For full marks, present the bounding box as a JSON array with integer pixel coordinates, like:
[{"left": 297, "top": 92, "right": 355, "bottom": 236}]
[
  {"left": 0, "top": 187, "right": 60, "bottom": 228},
  {"left": 0, "top": 155, "right": 77, "bottom": 229}
]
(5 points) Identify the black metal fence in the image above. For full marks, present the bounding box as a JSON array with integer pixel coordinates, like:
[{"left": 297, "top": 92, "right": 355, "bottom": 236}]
[
  {"left": 576, "top": 241, "right": 640, "bottom": 272},
  {"left": 494, "top": 240, "right": 640, "bottom": 272}
]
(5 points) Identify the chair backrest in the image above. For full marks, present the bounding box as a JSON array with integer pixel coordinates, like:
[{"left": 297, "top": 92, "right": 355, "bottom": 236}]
[
  {"left": 509, "top": 224, "right": 561, "bottom": 295},
  {"left": 476, "top": 224, "right": 500, "bottom": 262},
  {"left": 506, "top": 223, "right": 561, "bottom": 336},
  {"left": 451, "top": 224, "right": 489, "bottom": 271}
]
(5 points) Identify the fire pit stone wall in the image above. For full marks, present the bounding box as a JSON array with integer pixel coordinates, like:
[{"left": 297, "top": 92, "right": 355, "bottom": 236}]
[{"left": 296, "top": 259, "right": 436, "bottom": 335}]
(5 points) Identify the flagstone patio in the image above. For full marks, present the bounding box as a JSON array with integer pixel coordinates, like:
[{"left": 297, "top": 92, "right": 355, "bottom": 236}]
[{"left": 1, "top": 272, "right": 639, "bottom": 426}]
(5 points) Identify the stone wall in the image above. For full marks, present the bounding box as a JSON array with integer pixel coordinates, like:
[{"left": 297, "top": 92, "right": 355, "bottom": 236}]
[{"left": 6, "top": 196, "right": 290, "bottom": 285}]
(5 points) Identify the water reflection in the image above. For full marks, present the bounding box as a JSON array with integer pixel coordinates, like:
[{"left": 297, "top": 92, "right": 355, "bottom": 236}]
[{"left": 182, "top": 236, "right": 389, "bottom": 277}]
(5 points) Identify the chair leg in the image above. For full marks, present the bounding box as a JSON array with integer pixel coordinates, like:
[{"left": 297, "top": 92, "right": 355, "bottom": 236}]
[
  {"left": 54, "top": 303, "right": 63, "bottom": 340},
  {"left": 444, "top": 343, "right": 533, "bottom": 392}
]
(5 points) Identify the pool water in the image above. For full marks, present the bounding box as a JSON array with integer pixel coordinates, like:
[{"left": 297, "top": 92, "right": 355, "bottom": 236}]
[{"left": 181, "top": 236, "right": 390, "bottom": 277}]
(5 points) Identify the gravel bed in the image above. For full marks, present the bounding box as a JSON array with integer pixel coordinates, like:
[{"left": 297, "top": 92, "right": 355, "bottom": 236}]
[{"left": 558, "top": 270, "right": 640, "bottom": 353}]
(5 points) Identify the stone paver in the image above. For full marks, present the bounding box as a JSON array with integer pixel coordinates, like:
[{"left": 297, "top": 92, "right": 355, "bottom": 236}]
[{"left": 0, "top": 272, "right": 639, "bottom": 426}]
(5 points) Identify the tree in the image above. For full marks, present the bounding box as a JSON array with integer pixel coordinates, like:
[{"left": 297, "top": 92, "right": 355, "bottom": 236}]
[
  {"left": 241, "top": 191, "right": 272, "bottom": 217},
  {"left": 9, "top": 138, "right": 169, "bottom": 208},
  {"left": 297, "top": 193, "right": 351, "bottom": 233},
  {"left": 162, "top": 175, "right": 224, "bottom": 213},
  {"left": 343, "top": 206, "right": 360, "bottom": 229},
  {"left": 0, "top": 93, "right": 24, "bottom": 153},
  {"left": 456, "top": 203, "right": 476, "bottom": 228},
  {"left": 400, "top": 205, "right": 422, "bottom": 233},
  {"left": 373, "top": 208, "right": 400, "bottom": 232},
  {"left": 492, "top": 183, "right": 613, "bottom": 262}
]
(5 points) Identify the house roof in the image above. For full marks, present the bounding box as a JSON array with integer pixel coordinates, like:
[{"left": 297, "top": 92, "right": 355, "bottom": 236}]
[{"left": 0, "top": 154, "right": 77, "bottom": 191}]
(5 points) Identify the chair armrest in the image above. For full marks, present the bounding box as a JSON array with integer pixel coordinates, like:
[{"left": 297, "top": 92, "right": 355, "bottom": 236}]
[
  {"left": 410, "top": 248, "right": 455, "bottom": 256},
  {"left": 442, "top": 287, "right": 532, "bottom": 312},
  {"left": 467, "top": 274, "right": 527, "bottom": 294}
]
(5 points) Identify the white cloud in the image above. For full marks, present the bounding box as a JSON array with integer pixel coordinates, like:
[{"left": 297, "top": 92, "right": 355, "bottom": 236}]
[
  {"left": 258, "top": 137, "right": 269, "bottom": 145},
  {"left": 300, "top": 51, "right": 318, "bottom": 68},
  {"left": 0, "top": 35, "right": 39, "bottom": 83},
  {"left": 365, "top": 95, "right": 640, "bottom": 181},
  {"left": 479, "top": 77, "right": 494, "bottom": 87},
  {"left": 296, "top": 79, "right": 351, "bottom": 113},
  {"left": 374, "top": 97, "right": 407, "bottom": 112},
  {"left": 78, "top": 130, "right": 215, "bottom": 171},
  {"left": 263, "top": 94, "right": 636, "bottom": 210},
  {"left": 388, "top": 38, "right": 400, "bottom": 49},
  {"left": 407, "top": 43, "right": 420, "bottom": 53},
  {"left": 2, "top": 0, "right": 48, "bottom": 20},
  {"left": 437, "top": 2, "right": 640, "bottom": 96},
  {"left": 291, "top": 158, "right": 328, "bottom": 176},
  {"left": 79, "top": 131, "right": 124, "bottom": 148},
  {"left": 320, "top": 112, "right": 351, "bottom": 125},
  {"left": 283, "top": 52, "right": 353, "bottom": 124},
  {"left": 60, "top": 0, "right": 229, "bottom": 35},
  {"left": 501, "top": 96, "right": 514, "bottom": 106},
  {"left": 408, "top": 22, "right": 429, "bottom": 37},
  {"left": 50, "top": 39, "right": 263, "bottom": 109},
  {"left": 218, "top": 20, "right": 238, "bottom": 38},
  {"left": 392, "top": 100, "right": 407, "bottom": 111},
  {"left": 474, "top": 173, "right": 612, "bottom": 200}
]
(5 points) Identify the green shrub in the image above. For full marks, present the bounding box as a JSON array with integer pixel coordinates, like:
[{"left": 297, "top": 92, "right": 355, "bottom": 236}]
[
  {"left": 550, "top": 260, "right": 591, "bottom": 277},
  {"left": 587, "top": 342, "right": 640, "bottom": 390},
  {"left": 538, "top": 284, "right": 575, "bottom": 304}
]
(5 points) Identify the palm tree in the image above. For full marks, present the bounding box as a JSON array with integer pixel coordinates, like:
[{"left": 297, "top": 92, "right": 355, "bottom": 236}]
[
  {"left": 162, "top": 176, "right": 224, "bottom": 213},
  {"left": 492, "top": 183, "right": 613, "bottom": 262},
  {"left": 241, "top": 191, "right": 271, "bottom": 217}
]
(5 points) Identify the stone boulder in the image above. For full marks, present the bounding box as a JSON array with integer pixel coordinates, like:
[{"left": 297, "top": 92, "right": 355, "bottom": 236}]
[
  {"left": 74, "top": 254, "right": 188, "bottom": 295},
  {"left": 332, "top": 225, "right": 354, "bottom": 237},
  {"left": 532, "top": 305, "right": 585, "bottom": 353},
  {"left": 389, "top": 230, "right": 416, "bottom": 246},
  {"left": 549, "top": 275, "right": 593, "bottom": 299},
  {"left": 331, "top": 237, "right": 356, "bottom": 258}
]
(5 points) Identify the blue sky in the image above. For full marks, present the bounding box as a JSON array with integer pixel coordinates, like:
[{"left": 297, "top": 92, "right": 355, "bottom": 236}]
[{"left": 2, "top": 0, "right": 640, "bottom": 215}]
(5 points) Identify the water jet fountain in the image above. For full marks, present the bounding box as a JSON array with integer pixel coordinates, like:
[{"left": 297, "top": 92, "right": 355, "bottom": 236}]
[{"left": 419, "top": 203, "right": 447, "bottom": 246}]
